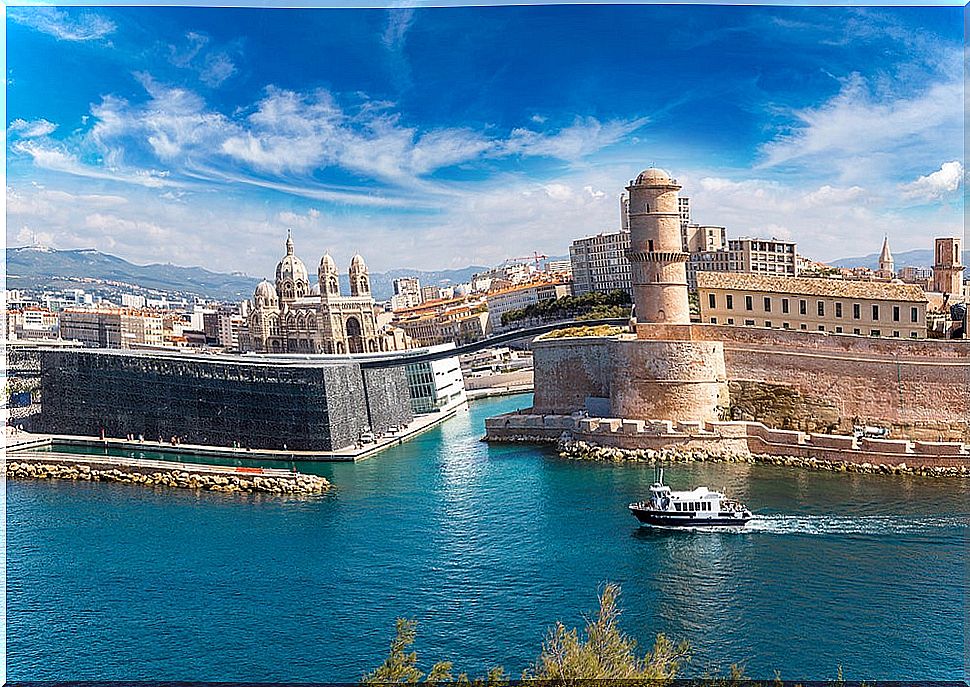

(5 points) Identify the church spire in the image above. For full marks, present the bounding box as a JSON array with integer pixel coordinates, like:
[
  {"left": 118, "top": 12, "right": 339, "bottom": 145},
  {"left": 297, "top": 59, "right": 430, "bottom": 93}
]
[
  {"left": 285, "top": 229, "right": 294, "bottom": 256},
  {"left": 878, "top": 235, "right": 894, "bottom": 277}
]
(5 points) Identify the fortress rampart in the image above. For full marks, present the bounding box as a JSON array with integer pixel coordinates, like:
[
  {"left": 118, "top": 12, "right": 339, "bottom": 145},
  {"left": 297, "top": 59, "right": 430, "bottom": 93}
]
[
  {"left": 484, "top": 412, "right": 970, "bottom": 472},
  {"left": 530, "top": 325, "right": 969, "bottom": 441}
]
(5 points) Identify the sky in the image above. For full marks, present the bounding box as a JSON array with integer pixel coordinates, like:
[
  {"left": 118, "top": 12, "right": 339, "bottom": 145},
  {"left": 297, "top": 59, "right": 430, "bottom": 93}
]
[{"left": 5, "top": 4, "right": 965, "bottom": 278}]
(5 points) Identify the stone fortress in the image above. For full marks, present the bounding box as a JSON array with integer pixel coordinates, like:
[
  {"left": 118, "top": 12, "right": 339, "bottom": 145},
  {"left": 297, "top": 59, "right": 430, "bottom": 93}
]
[
  {"left": 487, "top": 167, "right": 970, "bottom": 466},
  {"left": 247, "top": 231, "right": 401, "bottom": 354}
]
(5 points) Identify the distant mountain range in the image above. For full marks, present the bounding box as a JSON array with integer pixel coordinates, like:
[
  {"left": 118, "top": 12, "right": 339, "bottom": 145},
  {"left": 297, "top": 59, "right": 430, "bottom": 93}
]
[
  {"left": 830, "top": 249, "right": 934, "bottom": 271},
  {"left": 5, "top": 246, "right": 487, "bottom": 302}
]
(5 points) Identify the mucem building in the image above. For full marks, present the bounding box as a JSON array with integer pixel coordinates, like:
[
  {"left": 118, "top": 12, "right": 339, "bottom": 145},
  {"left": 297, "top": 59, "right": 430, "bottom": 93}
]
[{"left": 34, "top": 348, "right": 417, "bottom": 451}]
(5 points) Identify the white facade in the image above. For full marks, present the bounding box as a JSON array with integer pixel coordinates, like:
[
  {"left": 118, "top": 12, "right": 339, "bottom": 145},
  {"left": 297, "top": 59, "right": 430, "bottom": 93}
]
[{"left": 569, "top": 230, "right": 632, "bottom": 296}]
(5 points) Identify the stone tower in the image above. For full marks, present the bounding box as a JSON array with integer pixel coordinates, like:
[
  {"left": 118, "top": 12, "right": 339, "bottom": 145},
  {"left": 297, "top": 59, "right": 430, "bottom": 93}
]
[
  {"left": 625, "top": 168, "right": 691, "bottom": 324},
  {"left": 932, "top": 237, "right": 964, "bottom": 296},
  {"left": 877, "top": 236, "right": 894, "bottom": 279},
  {"left": 349, "top": 254, "right": 371, "bottom": 296}
]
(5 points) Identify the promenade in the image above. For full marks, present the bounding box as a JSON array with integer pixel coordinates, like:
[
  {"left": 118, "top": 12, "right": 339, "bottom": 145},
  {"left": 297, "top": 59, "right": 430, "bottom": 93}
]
[{"left": 5, "top": 401, "right": 466, "bottom": 463}]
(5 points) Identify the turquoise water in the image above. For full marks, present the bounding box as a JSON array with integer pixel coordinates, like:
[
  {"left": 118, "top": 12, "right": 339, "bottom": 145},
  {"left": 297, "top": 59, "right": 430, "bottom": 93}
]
[{"left": 7, "top": 394, "right": 969, "bottom": 681}]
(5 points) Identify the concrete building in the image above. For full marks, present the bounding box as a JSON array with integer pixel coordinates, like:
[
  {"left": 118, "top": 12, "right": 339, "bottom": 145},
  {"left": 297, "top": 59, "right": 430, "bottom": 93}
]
[
  {"left": 569, "top": 230, "right": 632, "bottom": 296},
  {"left": 6, "top": 307, "right": 60, "bottom": 340},
  {"left": 403, "top": 344, "right": 467, "bottom": 414},
  {"left": 247, "top": 232, "right": 405, "bottom": 354},
  {"left": 932, "top": 236, "right": 964, "bottom": 297},
  {"left": 697, "top": 272, "right": 928, "bottom": 339},
  {"left": 486, "top": 280, "right": 571, "bottom": 330},
  {"left": 60, "top": 308, "right": 165, "bottom": 349},
  {"left": 687, "top": 237, "right": 798, "bottom": 290},
  {"left": 391, "top": 277, "right": 423, "bottom": 311},
  {"left": 395, "top": 305, "right": 489, "bottom": 348}
]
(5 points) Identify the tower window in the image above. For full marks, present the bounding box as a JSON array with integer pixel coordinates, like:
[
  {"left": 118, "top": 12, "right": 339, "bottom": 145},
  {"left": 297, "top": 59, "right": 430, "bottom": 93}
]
[
  {"left": 648, "top": 240, "right": 654, "bottom": 251},
  {"left": 911, "top": 307, "right": 918, "bottom": 323}
]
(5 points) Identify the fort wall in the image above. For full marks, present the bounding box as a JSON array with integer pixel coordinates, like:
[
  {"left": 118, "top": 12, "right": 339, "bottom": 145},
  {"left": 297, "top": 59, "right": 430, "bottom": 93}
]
[{"left": 530, "top": 324, "right": 969, "bottom": 440}]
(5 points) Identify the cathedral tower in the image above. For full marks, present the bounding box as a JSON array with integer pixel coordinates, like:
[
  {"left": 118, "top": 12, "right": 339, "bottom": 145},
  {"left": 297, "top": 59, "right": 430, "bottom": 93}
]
[
  {"left": 877, "top": 236, "right": 895, "bottom": 279},
  {"left": 625, "top": 168, "right": 690, "bottom": 324},
  {"left": 349, "top": 254, "right": 371, "bottom": 296}
]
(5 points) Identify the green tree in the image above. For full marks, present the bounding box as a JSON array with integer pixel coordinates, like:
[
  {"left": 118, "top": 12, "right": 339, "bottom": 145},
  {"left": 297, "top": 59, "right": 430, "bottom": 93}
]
[{"left": 524, "top": 583, "right": 689, "bottom": 685}]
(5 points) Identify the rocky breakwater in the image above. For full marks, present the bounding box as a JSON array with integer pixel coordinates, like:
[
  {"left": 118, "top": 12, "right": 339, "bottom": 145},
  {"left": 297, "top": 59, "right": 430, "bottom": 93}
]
[
  {"left": 556, "top": 439, "right": 969, "bottom": 477},
  {"left": 3, "top": 459, "right": 332, "bottom": 495}
]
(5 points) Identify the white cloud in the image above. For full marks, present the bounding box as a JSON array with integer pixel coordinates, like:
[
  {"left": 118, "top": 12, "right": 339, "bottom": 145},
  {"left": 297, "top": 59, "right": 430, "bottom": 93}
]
[
  {"left": 382, "top": 7, "right": 415, "bottom": 52},
  {"left": 502, "top": 116, "right": 649, "bottom": 161},
  {"left": 900, "top": 161, "right": 963, "bottom": 202},
  {"left": 8, "top": 7, "right": 115, "bottom": 42},
  {"left": 168, "top": 32, "right": 237, "bottom": 88},
  {"left": 759, "top": 67, "right": 963, "bottom": 185},
  {"left": 8, "top": 118, "right": 58, "bottom": 138}
]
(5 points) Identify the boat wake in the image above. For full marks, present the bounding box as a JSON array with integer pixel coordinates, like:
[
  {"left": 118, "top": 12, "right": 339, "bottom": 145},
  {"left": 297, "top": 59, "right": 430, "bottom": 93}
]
[{"left": 743, "top": 514, "right": 969, "bottom": 537}]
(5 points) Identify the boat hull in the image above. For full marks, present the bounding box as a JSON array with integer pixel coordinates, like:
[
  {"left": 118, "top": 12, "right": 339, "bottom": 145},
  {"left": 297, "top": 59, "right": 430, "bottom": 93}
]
[{"left": 629, "top": 507, "right": 751, "bottom": 528}]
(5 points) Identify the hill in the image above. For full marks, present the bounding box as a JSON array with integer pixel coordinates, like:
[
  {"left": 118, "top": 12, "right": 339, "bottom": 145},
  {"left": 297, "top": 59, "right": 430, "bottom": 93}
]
[
  {"left": 5, "top": 246, "right": 487, "bottom": 302},
  {"left": 831, "top": 249, "right": 934, "bottom": 271}
]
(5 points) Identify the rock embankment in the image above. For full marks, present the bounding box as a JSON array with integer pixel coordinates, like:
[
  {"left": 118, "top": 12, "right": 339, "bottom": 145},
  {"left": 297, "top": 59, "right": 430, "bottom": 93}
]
[
  {"left": 557, "top": 439, "right": 969, "bottom": 478},
  {"left": 3, "top": 460, "right": 332, "bottom": 495}
]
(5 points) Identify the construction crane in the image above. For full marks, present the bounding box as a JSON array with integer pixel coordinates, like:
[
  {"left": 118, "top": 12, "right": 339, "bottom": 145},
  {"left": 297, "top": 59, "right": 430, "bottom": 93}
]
[{"left": 509, "top": 252, "right": 548, "bottom": 271}]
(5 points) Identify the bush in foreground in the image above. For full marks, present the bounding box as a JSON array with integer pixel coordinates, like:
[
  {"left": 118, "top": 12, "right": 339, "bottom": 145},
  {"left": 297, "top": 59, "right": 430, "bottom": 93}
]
[{"left": 362, "top": 584, "right": 867, "bottom": 686}]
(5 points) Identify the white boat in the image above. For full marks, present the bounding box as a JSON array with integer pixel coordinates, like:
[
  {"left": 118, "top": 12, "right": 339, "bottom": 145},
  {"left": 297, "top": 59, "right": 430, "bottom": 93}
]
[{"left": 628, "top": 467, "right": 753, "bottom": 528}]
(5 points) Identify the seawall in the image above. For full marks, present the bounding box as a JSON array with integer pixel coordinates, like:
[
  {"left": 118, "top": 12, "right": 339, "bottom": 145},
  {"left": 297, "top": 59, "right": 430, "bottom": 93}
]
[
  {"left": 483, "top": 412, "right": 970, "bottom": 474},
  {"left": 4, "top": 452, "right": 332, "bottom": 495}
]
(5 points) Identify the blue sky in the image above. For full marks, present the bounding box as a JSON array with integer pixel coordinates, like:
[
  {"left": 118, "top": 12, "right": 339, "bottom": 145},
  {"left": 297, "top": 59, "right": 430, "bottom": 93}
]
[{"left": 6, "top": 4, "right": 965, "bottom": 276}]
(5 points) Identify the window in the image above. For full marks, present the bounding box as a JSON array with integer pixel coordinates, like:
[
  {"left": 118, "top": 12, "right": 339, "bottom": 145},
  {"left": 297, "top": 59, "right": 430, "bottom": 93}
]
[
  {"left": 727, "top": 318, "right": 735, "bottom": 325},
  {"left": 818, "top": 325, "right": 825, "bottom": 331},
  {"left": 893, "top": 306, "right": 900, "bottom": 322},
  {"left": 782, "top": 298, "right": 790, "bottom": 314},
  {"left": 853, "top": 303, "right": 861, "bottom": 319},
  {"left": 870, "top": 329, "right": 881, "bottom": 337},
  {"left": 835, "top": 302, "right": 842, "bottom": 318},
  {"left": 872, "top": 305, "right": 879, "bottom": 320},
  {"left": 783, "top": 322, "right": 790, "bottom": 329},
  {"left": 764, "top": 297, "right": 771, "bottom": 312},
  {"left": 911, "top": 307, "right": 919, "bottom": 323},
  {"left": 648, "top": 239, "right": 654, "bottom": 251},
  {"left": 744, "top": 319, "right": 755, "bottom": 326},
  {"left": 799, "top": 300, "right": 807, "bottom": 315},
  {"left": 710, "top": 317, "right": 717, "bottom": 324},
  {"left": 726, "top": 295, "right": 734, "bottom": 310},
  {"left": 836, "top": 326, "right": 843, "bottom": 333},
  {"left": 800, "top": 323, "right": 807, "bottom": 330},
  {"left": 765, "top": 321, "right": 772, "bottom": 328},
  {"left": 817, "top": 301, "right": 825, "bottom": 316},
  {"left": 893, "top": 331, "right": 900, "bottom": 338},
  {"left": 708, "top": 293, "right": 716, "bottom": 309},
  {"left": 745, "top": 295, "right": 753, "bottom": 311},
  {"left": 674, "top": 502, "right": 681, "bottom": 511},
  {"left": 854, "top": 328, "right": 861, "bottom": 335},
  {"left": 910, "top": 332, "right": 918, "bottom": 339}
]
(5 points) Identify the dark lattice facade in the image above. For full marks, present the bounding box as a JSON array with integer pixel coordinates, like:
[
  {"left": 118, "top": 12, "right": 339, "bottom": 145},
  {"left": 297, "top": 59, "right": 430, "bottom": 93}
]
[{"left": 35, "top": 349, "right": 414, "bottom": 451}]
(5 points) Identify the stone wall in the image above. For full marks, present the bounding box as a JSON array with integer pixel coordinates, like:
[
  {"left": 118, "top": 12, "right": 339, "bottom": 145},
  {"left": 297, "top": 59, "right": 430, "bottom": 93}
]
[
  {"left": 484, "top": 412, "right": 970, "bottom": 472},
  {"left": 627, "top": 324, "right": 970, "bottom": 440},
  {"left": 532, "top": 337, "right": 612, "bottom": 414},
  {"left": 610, "top": 339, "right": 727, "bottom": 422},
  {"left": 34, "top": 350, "right": 411, "bottom": 451}
]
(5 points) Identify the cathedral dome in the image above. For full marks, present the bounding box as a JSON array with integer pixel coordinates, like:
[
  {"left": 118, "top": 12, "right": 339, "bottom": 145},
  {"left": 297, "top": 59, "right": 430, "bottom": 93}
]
[
  {"left": 254, "top": 280, "right": 277, "bottom": 303},
  {"left": 350, "top": 253, "right": 368, "bottom": 272},
  {"left": 635, "top": 167, "right": 672, "bottom": 185},
  {"left": 276, "top": 254, "right": 309, "bottom": 284},
  {"left": 320, "top": 253, "right": 337, "bottom": 272}
]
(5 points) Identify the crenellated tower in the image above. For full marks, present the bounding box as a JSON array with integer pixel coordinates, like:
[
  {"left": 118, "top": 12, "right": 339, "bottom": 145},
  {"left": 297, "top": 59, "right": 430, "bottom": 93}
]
[{"left": 625, "top": 168, "right": 691, "bottom": 324}]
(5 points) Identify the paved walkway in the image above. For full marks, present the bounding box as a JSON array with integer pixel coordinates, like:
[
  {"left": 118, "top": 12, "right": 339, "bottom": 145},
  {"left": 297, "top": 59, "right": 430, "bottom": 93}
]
[{"left": 4, "top": 403, "right": 466, "bottom": 463}]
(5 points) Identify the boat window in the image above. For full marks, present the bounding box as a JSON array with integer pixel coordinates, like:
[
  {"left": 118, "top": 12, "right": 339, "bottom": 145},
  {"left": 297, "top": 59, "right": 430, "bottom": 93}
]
[{"left": 674, "top": 502, "right": 681, "bottom": 511}]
